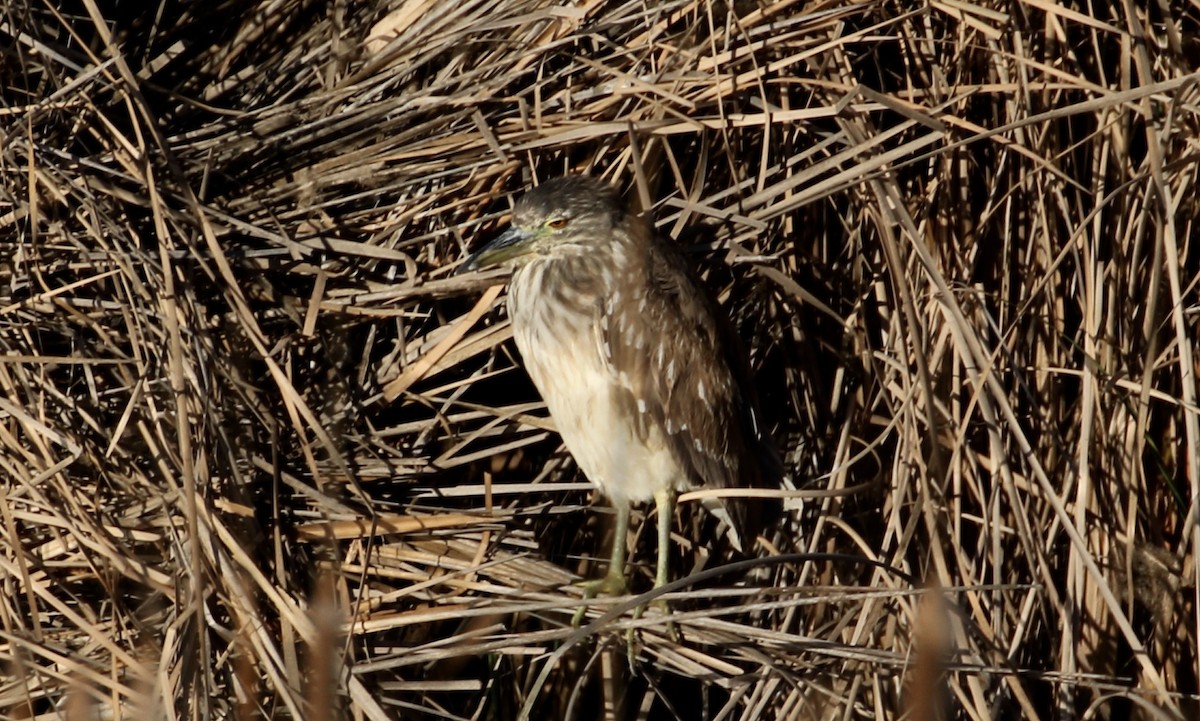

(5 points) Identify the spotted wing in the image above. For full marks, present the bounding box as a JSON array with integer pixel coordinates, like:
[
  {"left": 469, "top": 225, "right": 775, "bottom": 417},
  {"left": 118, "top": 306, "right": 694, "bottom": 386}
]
[{"left": 598, "top": 221, "right": 779, "bottom": 550}]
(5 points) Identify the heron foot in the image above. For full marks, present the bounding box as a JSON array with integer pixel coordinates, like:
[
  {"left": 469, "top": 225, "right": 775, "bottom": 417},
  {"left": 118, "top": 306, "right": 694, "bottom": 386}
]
[
  {"left": 571, "top": 571, "right": 628, "bottom": 626},
  {"left": 626, "top": 597, "right": 678, "bottom": 666}
]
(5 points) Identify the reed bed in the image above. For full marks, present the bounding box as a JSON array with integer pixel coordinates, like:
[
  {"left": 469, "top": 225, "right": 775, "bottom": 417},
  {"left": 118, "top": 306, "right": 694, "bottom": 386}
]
[{"left": 1, "top": 0, "right": 1198, "bottom": 718}]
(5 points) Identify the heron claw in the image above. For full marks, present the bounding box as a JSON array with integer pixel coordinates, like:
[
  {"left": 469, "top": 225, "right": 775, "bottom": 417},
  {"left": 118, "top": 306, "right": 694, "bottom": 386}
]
[
  {"left": 626, "top": 598, "right": 678, "bottom": 667},
  {"left": 571, "top": 572, "right": 628, "bottom": 626}
]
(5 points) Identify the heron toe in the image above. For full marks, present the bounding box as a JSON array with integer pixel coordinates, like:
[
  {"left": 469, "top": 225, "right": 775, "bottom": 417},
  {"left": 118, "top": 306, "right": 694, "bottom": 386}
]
[
  {"left": 571, "top": 570, "right": 628, "bottom": 626},
  {"left": 578, "top": 571, "right": 629, "bottom": 598}
]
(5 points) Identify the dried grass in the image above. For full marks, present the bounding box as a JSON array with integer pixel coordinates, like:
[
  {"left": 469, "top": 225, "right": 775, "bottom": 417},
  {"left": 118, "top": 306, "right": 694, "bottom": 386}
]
[{"left": 2, "top": 0, "right": 1199, "bottom": 719}]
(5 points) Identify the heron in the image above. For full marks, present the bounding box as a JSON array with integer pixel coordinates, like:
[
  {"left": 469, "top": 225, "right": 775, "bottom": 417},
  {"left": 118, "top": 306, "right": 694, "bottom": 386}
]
[{"left": 458, "top": 175, "right": 780, "bottom": 615}]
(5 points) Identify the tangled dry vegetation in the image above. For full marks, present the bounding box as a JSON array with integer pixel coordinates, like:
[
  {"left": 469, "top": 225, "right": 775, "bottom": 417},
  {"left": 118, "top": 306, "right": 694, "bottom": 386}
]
[{"left": 2, "top": 0, "right": 1199, "bottom": 719}]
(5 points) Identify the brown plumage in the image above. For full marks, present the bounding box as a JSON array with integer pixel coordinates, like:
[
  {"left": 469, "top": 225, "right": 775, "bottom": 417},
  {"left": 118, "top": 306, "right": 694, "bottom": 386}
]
[{"left": 460, "top": 175, "right": 780, "bottom": 599}]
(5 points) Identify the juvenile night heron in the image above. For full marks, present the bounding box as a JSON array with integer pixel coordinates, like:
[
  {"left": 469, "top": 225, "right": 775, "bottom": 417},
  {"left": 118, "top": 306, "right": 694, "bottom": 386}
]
[{"left": 459, "top": 175, "right": 780, "bottom": 606}]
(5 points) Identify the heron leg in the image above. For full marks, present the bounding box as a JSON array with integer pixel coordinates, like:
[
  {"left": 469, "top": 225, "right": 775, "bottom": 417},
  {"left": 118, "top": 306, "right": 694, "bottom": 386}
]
[
  {"left": 634, "top": 490, "right": 676, "bottom": 618},
  {"left": 572, "top": 501, "right": 630, "bottom": 626},
  {"left": 627, "top": 488, "right": 679, "bottom": 659},
  {"left": 653, "top": 488, "right": 674, "bottom": 593}
]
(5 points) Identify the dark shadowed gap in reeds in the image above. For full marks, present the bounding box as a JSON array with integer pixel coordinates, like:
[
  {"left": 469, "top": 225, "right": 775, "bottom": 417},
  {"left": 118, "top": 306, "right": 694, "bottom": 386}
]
[{"left": 1, "top": 0, "right": 1198, "bottom": 718}]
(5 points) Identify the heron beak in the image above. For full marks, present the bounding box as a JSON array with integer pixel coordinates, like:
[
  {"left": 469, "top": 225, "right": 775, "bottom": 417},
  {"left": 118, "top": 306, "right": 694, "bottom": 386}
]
[{"left": 457, "top": 226, "right": 535, "bottom": 274}]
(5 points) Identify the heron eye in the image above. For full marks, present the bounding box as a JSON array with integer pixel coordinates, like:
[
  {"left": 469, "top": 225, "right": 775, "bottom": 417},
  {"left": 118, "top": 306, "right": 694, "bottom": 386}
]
[{"left": 547, "top": 217, "right": 570, "bottom": 229}]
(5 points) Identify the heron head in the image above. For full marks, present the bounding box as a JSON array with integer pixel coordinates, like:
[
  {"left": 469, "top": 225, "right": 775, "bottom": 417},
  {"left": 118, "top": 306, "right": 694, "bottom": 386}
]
[{"left": 458, "top": 176, "right": 623, "bottom": 273}]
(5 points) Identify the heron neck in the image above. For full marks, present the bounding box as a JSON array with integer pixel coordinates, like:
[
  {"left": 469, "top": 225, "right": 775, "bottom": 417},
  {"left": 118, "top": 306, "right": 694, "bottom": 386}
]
[{"left": 510, "top": 236, "right": 638, "bottom": 319}]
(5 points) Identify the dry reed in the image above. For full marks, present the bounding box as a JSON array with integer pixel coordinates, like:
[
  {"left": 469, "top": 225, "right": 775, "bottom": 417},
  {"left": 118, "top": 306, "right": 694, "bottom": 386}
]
[{"left": 1, "top": 0, "right": 1198, "bottom": 719}]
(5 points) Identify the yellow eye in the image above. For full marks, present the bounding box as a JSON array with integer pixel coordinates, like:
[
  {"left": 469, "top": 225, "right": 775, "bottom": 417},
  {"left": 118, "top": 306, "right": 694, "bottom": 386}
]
[{"left": 547, "top": 217, "right": 569, "bottom": 229}]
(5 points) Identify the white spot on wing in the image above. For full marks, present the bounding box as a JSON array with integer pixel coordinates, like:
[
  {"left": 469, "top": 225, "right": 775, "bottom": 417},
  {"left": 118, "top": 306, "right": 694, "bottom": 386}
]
[{"left": 637, "top": 399, "right": 646, "bottom": 414}]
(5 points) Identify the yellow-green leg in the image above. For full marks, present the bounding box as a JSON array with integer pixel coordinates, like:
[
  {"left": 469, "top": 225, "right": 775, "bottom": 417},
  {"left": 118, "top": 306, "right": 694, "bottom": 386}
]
[
  {"left": 572, "top": 501, "right": 630, "bottom": 626},
  {"left": 627, "top": 489, "right": 678, "bottom": 660},
  {"left": 653, "top": 488, "right": 674, "bottom": 592}
]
